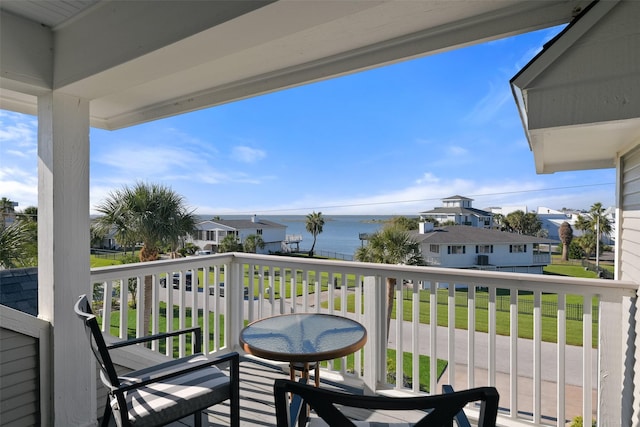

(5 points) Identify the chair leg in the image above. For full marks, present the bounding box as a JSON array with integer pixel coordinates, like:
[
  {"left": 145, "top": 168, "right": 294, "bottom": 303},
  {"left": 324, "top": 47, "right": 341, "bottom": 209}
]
[
  {"left": 100, "top": 399, "right": 112, "bottom": 427},
  {"left": 194, "top": 410, "right": 202, "bottom": 427}
]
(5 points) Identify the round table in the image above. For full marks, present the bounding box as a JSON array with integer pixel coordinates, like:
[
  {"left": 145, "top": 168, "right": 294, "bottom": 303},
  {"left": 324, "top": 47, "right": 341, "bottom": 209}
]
[{"left": 239, "top": 313, "right": 367, "bottom": 386}]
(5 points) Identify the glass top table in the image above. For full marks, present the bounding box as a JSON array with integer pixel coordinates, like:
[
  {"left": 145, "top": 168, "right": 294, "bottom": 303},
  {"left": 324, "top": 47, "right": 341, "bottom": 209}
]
[{"left": 239, "top": 313, "right": 367, "bottom": 386}]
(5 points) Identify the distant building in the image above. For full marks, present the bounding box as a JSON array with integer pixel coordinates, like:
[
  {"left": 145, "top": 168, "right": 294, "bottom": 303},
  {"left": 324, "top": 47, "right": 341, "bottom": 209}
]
[
  {"left": 420, "top": 195, "right": 492, "bottom": 228},
  {"left": 412, "top": 223, "right": 554, "bottom": 274},
  {"left": 189, "top": 215, "right": 296, "bottom": 254}
]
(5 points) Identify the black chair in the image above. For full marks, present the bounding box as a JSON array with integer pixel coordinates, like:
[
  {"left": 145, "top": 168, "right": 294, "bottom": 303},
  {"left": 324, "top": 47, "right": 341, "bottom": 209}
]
[
  {"left": 74, "top": 294, "right": 239, "bottom": 427},
  {"left": 274, "top": 379, "right": 499, "bottom": 427}
]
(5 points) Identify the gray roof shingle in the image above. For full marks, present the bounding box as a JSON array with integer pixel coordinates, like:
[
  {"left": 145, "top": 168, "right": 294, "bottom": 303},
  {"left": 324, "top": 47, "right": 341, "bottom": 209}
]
[{"left": 0, "top": 267, "right": 38, "bottom": 316}]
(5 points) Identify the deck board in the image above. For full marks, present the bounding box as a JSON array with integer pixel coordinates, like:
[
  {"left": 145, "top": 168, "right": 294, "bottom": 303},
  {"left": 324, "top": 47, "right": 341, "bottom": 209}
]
[{"left": 166, "top": 357, "right": 425, "bottom": 426}]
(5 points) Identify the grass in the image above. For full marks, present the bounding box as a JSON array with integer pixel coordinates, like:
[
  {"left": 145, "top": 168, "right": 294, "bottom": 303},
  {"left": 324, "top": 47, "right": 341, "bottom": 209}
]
[{"left": 104, "top": 303, "right": 447, "bottom": 392}]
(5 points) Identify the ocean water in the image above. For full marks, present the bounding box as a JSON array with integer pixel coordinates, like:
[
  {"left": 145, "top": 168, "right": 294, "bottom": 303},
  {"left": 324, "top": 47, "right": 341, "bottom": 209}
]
[{"left": 197, "top": 215, "right": 394, "bottom": 256}]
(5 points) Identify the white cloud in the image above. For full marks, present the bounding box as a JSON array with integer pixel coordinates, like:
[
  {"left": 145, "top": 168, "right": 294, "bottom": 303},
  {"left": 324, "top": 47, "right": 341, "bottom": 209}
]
[
  {"left": 463, "top": 81, "right": 511, "bottom": 125},
  {"left": 231, "top": 146, "right": 266, "bottom": 163},
  {"left": 448, "top": 146, "right": 468, "bottom": 156}
]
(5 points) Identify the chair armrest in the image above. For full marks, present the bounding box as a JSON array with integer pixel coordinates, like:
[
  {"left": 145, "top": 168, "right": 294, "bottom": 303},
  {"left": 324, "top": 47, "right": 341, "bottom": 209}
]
[
  {"left": 117, "top": 351, "right": 239, "bottom": 393},
  {"left": 107, "top": 326, "right": 202, "bottom": 352},
  {"left": 442, "top": 385, "right": 472, "bottom": 427}
]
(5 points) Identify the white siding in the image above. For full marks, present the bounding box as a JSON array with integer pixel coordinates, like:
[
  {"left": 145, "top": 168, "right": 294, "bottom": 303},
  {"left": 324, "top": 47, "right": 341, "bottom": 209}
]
[
  {"left": 0, "top": 328, "right": 40, "bottom": 426},
  {"left": 620, "top": 147, "right": 640, "bottom": 426}
]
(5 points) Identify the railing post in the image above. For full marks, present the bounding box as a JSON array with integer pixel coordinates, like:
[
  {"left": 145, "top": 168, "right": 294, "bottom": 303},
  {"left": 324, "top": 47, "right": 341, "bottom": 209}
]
[
  {"left": 598, "top": 295, "right": 625, "bottom": 425},
  {"left": 226, "top": 257, "right": 244, "bottom": 351},
  {"left": 363, "top": 275, "right": 386, "bottom": 394}
]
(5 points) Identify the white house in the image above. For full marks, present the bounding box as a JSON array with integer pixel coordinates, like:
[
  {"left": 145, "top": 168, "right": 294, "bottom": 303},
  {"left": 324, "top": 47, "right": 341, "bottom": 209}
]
[
  {"left": 420, "top": 195, "right": 493, "bottom": 228},
  {"left": 190, "top": 215, "right": 287, "bottom": 254},
  {"left": 413, "top": 223, "right": 553, "bottom": 273}
]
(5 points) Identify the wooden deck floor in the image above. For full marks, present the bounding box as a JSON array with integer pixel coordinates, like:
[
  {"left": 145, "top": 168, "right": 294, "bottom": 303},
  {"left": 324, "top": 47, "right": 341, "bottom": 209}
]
[{"left": 167, "top": 357, "right": 426, "bottom": 427}]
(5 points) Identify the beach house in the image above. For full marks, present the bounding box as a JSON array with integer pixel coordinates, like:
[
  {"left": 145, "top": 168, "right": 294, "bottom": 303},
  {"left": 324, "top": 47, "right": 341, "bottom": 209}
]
[
  {"left": 190, "top": 216, "right": 287, "bottom": 254},
  {"left": 420, "top": 195, "right": 493, "bottom": 228},
  {"left": 413, "top": 223, "right": 553, "bottom": 273},
  {"left": 1, "top": 1, "right": 639, "bottom": 425}
]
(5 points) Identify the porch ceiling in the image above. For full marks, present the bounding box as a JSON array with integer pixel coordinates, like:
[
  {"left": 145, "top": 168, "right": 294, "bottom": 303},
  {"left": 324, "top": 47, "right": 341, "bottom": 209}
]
[{"left": 0, "top": 0, "right": 589, "bottom": 130}]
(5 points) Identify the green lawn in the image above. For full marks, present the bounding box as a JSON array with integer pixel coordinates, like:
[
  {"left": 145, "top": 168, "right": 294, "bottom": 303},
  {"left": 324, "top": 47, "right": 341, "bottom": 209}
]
[{"left": 103, "top": 303, "right": 447, "bottom": 392}]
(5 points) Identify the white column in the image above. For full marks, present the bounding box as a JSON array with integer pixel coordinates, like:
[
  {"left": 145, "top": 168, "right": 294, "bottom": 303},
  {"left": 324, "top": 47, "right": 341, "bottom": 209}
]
[{"left": 38, "top": 92, "right": 94, "bottom": 426}]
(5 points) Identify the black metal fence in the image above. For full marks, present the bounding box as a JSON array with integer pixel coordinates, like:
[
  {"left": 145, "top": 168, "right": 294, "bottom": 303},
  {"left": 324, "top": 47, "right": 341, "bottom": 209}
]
[{"left": 402, "top": 289, "right": 598, "bottom": 322}]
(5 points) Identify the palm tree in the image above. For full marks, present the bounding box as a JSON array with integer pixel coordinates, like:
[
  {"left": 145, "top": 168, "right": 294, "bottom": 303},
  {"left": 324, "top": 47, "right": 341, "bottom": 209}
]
[
  {"left": 243, "top": 234, "right": 265, "bottom": 253},
  {"left": 95, "top": 182, "right": 196, "bottom": 335},
  {"left": 219, "top": 234, "right": 243, "bottom": 253},
  {"left": 0, "top": 221, "right": 30, "bottom": 269},
  {"left": 305, "top": 211, "right": 325, "bottom": 256},
  {"left": 574, "top": 202, "right": 612, "bottom": 262},
  {"left": 559, "top": 221, "right": 573, "bottom": 261},
  {"left": 354, "top": 225, "right": 423, "bottom": 339}
]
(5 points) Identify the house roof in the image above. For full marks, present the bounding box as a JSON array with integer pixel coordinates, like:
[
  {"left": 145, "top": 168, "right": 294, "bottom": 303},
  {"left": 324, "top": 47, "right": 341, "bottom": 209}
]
[
  {"left": 198, "top": 218, "right": 286, "bottom": 230},
  {"left": 0, "top": 267, "right": 38, "bottom": 316},
  {"left": 410, "top": 225, "right": 556, "bottom": 245}
]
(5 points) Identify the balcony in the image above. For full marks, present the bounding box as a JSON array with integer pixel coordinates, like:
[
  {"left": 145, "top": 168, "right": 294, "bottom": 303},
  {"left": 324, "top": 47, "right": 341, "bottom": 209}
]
[
  {"left": 91, "top": 254, "right": 636, "bottom": 425},
  {"left": 2, "top": 253, "right": 637, "bottom": 426}
]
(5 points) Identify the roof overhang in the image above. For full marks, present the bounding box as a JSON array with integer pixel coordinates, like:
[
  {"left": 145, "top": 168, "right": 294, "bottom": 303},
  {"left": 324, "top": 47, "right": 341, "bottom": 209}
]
[
  {"left": 511, "top": 0, "right": 640, "bottom": 173},
  {"left": 1, "top": 0, "right": 590, "bottom": 130}
]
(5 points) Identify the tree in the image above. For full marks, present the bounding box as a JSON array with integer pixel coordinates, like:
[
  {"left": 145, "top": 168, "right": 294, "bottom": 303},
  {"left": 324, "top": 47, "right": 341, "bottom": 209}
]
[
  {"left": 389, "top": 216, "right": 419, "bottom": 231},
  {"left": 559, "top": 221, "right": 574, "bottom": 261},
  {"left": 354, "top": 225, "right": 423, "bottom": 338},
  {"left": 574, "top": 202, "right": 612, "bottom": 263},
  {"left": 15, "top": 206, "right": 38, "bottom": 265},
  {"left": 305, "top": 211, "right": 325, "bottom": 256},
  {"left": 243, "top": 234, "right": 265, "bottom": 253},
  {"left": 0, "top": 222, "right": 30, "bottom": 269},
  {"left": 504, "top": 210, "right": 541, "bottom": 236},
  {"left": 0, "top": 203, "right": 37, "bottom": 268},
  {"left": 95, "top": 182, "right": 196, "bottom": 335},
  {"left": 492, "top": 213, "right": 505, "bottom": 231},
  {"left": 219, "top": 234, "right": 243, "bottom": 253}
]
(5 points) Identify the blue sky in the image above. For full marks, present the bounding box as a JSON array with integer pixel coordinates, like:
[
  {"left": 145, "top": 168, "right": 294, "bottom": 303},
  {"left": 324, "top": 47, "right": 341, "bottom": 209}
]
[{"left": 1, "top": 25, "right": 615, "bottom": 216}]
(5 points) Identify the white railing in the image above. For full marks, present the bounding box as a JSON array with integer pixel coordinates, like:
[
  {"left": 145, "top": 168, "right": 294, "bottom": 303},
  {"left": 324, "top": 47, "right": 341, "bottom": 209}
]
[{"left": 89, "top": 253, "right": 637, "bottom": 426}]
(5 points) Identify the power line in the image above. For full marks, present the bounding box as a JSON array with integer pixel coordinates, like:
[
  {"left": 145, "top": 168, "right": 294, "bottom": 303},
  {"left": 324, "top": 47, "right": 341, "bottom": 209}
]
[{"left": 227, "top": 182, "right": 615, "bottom": 215}]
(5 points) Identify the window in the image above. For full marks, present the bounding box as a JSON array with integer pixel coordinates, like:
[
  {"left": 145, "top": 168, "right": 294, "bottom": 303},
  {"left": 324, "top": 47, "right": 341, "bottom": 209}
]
[
  {"left": 257, "top": 229, "right": 263, "bottom": 235},
  {"left": 206, "top": 230, "right": 215, "bottom": 240},
  {"left": 510, "top": 244, "right": 526, "bottom": 253},
  {"left": 429, "top": 244, "right": 439, "bottom": 253},
  {"left": 476, "top": 245, "right": 493, "bottom": 254},
  {"left": 448, "top": 245, "right": 466, "bottom": 254}
]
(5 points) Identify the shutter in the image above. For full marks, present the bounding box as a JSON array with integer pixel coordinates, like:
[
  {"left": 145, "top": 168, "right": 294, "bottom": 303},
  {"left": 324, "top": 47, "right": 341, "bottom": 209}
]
[
  {"left": 524, "top": 244, "right": 527, "bottom": 252},
  {"left": 463, "top": 246, "right": 466, "bottom": 254},
  {"left": 447, "top": 246, "right": 451, "bottom": 254},
  {"left": 491, "top": 245, "right": 494, "bottom": 253},
  {"left": 475, "top": 245, "right": 479, "bottom": 253},
  {"left": 509, "top": 245, "right": 513, "bottom": 253}
]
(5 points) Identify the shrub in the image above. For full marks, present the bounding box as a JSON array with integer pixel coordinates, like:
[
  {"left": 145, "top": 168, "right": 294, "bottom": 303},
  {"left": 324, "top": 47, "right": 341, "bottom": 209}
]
[{"left": 570, "top": 415, "right": 596, "bottom": 427}]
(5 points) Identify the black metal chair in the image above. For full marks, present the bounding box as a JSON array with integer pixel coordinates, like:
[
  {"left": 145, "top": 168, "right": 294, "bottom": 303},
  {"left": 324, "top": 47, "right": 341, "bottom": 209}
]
[
  {"left": 273, "top": 379, "right": 499, "bottom": 427},
  {"left": 74, "top": 294, "right": 240, "bottom": 427}
]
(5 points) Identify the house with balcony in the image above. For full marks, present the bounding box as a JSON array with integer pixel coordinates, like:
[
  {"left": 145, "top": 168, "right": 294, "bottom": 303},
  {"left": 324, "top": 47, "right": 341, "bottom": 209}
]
[
  {"left": 1, "top": 1, "right": 639, "bottom": 426},
  {"left": 413, "top": 223, "right": 554, "bottom": 273},
  {"left": 189, "top": 216, "right": 287, "bottom": 254},
  {"left": 420, "top": 195, "right": 493, "bottom": 228}
]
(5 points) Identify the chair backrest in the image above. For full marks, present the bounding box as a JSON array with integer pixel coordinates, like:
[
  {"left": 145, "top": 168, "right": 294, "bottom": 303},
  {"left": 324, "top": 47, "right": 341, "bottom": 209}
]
[
  {"left": 274, "top": 379, "right": 499, "bottom": 427},
  {"left": 74, "top": 294, "right": 121, "bottom": 389}
]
